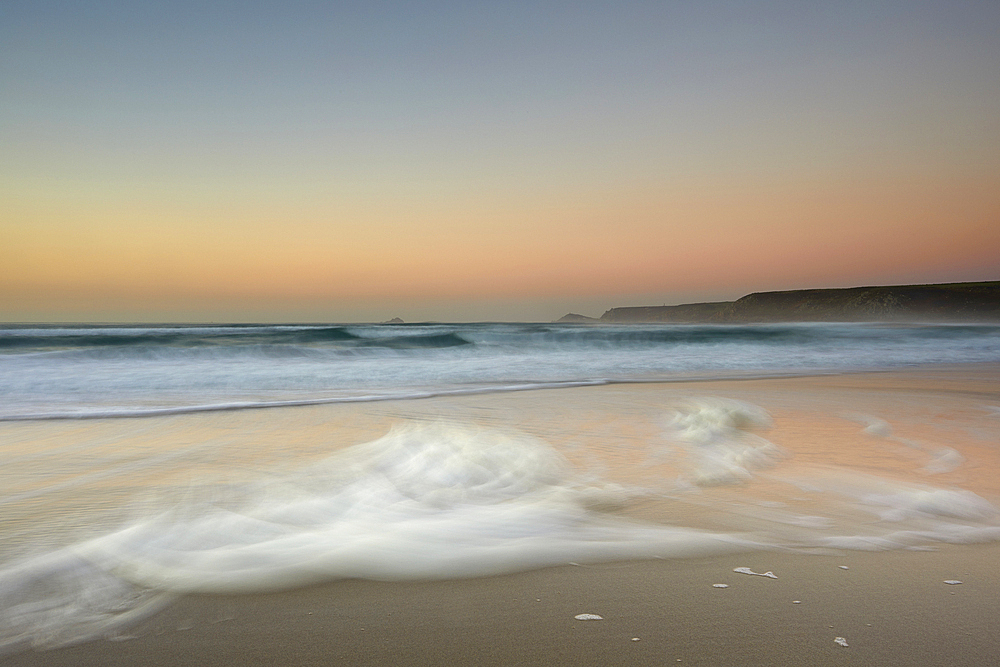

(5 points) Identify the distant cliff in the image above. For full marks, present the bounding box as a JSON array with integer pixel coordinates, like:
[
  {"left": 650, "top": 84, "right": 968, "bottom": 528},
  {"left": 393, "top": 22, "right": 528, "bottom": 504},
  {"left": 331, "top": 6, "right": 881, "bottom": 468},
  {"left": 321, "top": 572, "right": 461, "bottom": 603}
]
[
  {"left": 601, "top": 301, "right": 730, "bottom": 323},
  {"left": 714, "top": 282, "right": 1000, "bottom": 323},
  {"left": 580, "top": 282, "right": 1000, "bottom": 323}
]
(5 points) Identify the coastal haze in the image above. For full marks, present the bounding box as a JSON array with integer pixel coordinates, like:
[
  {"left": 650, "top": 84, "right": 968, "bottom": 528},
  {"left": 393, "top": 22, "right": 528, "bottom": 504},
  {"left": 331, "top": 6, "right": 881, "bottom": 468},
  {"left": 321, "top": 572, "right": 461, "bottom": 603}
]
[{"left": 3, "top": 2, "right": 1000, "bottom": 666}]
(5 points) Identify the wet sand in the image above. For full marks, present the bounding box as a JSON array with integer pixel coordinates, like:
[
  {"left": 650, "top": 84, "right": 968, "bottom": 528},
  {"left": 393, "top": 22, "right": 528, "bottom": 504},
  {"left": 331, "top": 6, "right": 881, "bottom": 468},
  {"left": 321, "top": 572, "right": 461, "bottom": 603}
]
[
  {"left": 8, "top": 545, "right": 1000, "bottom": 667},
  {"left": 4, "top": 365, "right": 1000, "bottom": 665}
]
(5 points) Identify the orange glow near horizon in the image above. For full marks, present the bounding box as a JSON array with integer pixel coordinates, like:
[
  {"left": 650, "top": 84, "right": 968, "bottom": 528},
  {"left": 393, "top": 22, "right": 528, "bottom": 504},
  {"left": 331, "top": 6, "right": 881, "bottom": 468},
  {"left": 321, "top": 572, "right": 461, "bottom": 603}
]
[
  {"left": 3, "top": 3, "right": 999, "bottom": 322},
  {"left": 4, "top": 170, "right": 998, "bottom": 322}
]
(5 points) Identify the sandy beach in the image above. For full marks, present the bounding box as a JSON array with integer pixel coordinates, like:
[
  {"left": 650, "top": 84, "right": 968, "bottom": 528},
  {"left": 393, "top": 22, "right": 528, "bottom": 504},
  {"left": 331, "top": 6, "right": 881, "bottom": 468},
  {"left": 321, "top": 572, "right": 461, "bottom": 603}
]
[
  {"left": 4, "top": 365, "right": 1000, "bottom": 666},
  {"left": 7, "top": 0, "right": 999, "bottom": 662},
  {"left": 7, "top": 545, "right": 1000, "bottom": 667}
]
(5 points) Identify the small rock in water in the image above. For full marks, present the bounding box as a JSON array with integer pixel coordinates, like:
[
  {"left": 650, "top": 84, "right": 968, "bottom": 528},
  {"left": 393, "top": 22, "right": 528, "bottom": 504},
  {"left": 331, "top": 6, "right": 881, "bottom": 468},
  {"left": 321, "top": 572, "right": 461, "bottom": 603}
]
[
  {"left": 944, "top": 580, "right": 963, "bottom": 585},
  {"left": 733, "top": 567, "right": 777, "bottom": 579},
  {"left": 712, "top": 583, "right": 729, "bottom": 588},
  {"left": 834, "top": 637, "right": 849, "bottom": 647},
  {"left": 575, "top": 614, "right": 603, "bottom": 621}
]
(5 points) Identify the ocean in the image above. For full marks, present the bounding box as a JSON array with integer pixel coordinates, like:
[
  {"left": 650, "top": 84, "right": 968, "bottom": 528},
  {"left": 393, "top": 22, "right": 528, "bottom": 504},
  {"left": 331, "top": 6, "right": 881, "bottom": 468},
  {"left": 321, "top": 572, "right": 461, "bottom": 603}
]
[
  {"left": 3, "top": 322, "right": 999, "bottom": 420},
  {"left": 2, "top": 321, "right": 1000, "bottom": 652}
]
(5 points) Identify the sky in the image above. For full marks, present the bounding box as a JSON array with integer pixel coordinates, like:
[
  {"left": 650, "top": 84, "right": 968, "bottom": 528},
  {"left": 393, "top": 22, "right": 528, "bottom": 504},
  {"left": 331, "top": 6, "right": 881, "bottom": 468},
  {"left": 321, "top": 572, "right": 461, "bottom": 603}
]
[{"left": 2, "top": 0, "right": 998, "bottom": 322}]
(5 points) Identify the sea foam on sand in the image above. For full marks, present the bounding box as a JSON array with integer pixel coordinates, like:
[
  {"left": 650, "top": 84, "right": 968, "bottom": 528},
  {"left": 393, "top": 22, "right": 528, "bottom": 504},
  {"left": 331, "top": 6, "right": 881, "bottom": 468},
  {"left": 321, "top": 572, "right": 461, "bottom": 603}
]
[
  {"left": 2, "top": 385, "right": 1000, "bottom": 653},
  {"left": 0, "top": 420, "right": 759, "bottom": 651}
]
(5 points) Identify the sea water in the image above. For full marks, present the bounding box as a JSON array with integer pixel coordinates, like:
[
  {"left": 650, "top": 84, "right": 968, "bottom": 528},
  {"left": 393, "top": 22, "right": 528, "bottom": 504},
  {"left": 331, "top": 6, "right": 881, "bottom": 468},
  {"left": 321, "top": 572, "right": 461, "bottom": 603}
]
[
  {"left": 2, "top": 322, "right": 999, "bottom": 419},
  {"left": 1, "top": 322, "right": 999, "bottom": 651}
]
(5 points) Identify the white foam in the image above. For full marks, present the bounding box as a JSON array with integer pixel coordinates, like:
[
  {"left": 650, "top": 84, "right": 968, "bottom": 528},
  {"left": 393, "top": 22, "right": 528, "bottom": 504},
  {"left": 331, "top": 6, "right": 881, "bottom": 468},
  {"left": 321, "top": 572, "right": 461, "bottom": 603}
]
[
  {"left": 76, "top": 423, "right": 760, "bottom": 591},
  {"left": 781, "top": 469, "right": 997, "bottom": 522},
  {"left": 5, "top": 405, "right": 1000, "bottom": 652},
  {"left": 855, "top": 415, "right": 893, "bottom": 437},
  {"left": 924, "top": 447, "right": 964, "bottom": 474},
  {"left": 0, "top": 552, "right": 174, "bottom": 653},
  {"left": 665, "top": 399, "right": 783, "bottom": 486},
  {"left": 850, "top": 414, "right": 966, "bottom": 474},
  {"left": 733, "top": 567, "right": 777, "bottom": 578},
  {"left": 862, "top": 487, "right": 995, "bottom": 522}
]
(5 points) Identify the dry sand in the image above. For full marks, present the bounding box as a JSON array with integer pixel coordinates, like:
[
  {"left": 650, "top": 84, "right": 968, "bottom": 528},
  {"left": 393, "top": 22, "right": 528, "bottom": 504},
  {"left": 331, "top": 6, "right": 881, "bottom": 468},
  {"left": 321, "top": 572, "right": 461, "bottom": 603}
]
[{"left": 4, "top": 365, "right": 1000, "bottom": 666}]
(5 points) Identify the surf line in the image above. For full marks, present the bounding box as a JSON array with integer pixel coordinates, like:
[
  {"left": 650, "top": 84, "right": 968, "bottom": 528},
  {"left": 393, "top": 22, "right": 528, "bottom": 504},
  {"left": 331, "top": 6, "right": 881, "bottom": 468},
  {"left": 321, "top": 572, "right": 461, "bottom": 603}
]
[
  {"left": 0, "top": 370, "right": 851, "bottom": 423},
  {"left": 0, "top": 381, "right": 610, "bottom": 422}
]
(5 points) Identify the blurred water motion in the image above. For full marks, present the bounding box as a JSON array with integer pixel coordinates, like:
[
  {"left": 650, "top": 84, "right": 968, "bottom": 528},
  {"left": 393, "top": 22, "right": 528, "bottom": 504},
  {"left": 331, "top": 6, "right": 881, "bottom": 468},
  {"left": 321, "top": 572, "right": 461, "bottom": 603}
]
[
  {"left": 3, "top": 322, "right": 1000, "bottom": 421},
  {"left": 2, "top": 321, "right": 999, "bottom": 652},
  {"left": 0, "top": 418, "right": 753, "bottom": 651},
  {"left": 2, "top": 387, "right": 1000, "bottom": 653}
]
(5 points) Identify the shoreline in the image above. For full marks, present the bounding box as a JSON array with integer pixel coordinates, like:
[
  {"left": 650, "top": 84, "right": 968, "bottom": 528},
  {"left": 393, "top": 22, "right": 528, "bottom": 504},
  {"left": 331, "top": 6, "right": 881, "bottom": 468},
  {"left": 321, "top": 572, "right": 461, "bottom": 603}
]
[
  {"left": 3, "top": 360, "right": 996, "bottom": 423},
  {"left": 3, "top": 364, "right": 999, "bottom": 665}
]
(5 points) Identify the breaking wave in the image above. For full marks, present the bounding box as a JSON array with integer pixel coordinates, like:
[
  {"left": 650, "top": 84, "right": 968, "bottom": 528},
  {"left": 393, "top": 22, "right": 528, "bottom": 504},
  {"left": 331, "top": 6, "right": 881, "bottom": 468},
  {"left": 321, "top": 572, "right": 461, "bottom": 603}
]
[{"left": 2, "top": 322, "right": 999, "bottom": 422}]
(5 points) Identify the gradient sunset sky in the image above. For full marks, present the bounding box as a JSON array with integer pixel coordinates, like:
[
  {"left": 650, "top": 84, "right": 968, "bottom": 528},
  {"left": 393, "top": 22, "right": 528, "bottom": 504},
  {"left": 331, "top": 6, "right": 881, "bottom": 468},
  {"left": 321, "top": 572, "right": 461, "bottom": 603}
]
[{"left": 3, "top": 1, "right": 998, "bottom": 322}]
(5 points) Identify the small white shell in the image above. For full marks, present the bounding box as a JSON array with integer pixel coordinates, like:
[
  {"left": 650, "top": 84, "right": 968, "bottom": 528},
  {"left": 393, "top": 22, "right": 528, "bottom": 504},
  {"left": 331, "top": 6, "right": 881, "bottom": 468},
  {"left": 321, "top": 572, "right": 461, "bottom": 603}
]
[{"left": 574, "top": 613, "right": 603, "bottom": 621}]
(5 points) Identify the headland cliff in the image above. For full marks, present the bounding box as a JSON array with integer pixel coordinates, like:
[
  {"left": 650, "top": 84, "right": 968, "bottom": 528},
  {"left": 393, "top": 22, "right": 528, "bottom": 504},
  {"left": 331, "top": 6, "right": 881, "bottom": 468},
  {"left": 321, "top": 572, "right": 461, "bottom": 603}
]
[{"left": 565, "top": 281, "right": 1000, "bottom": 323}]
